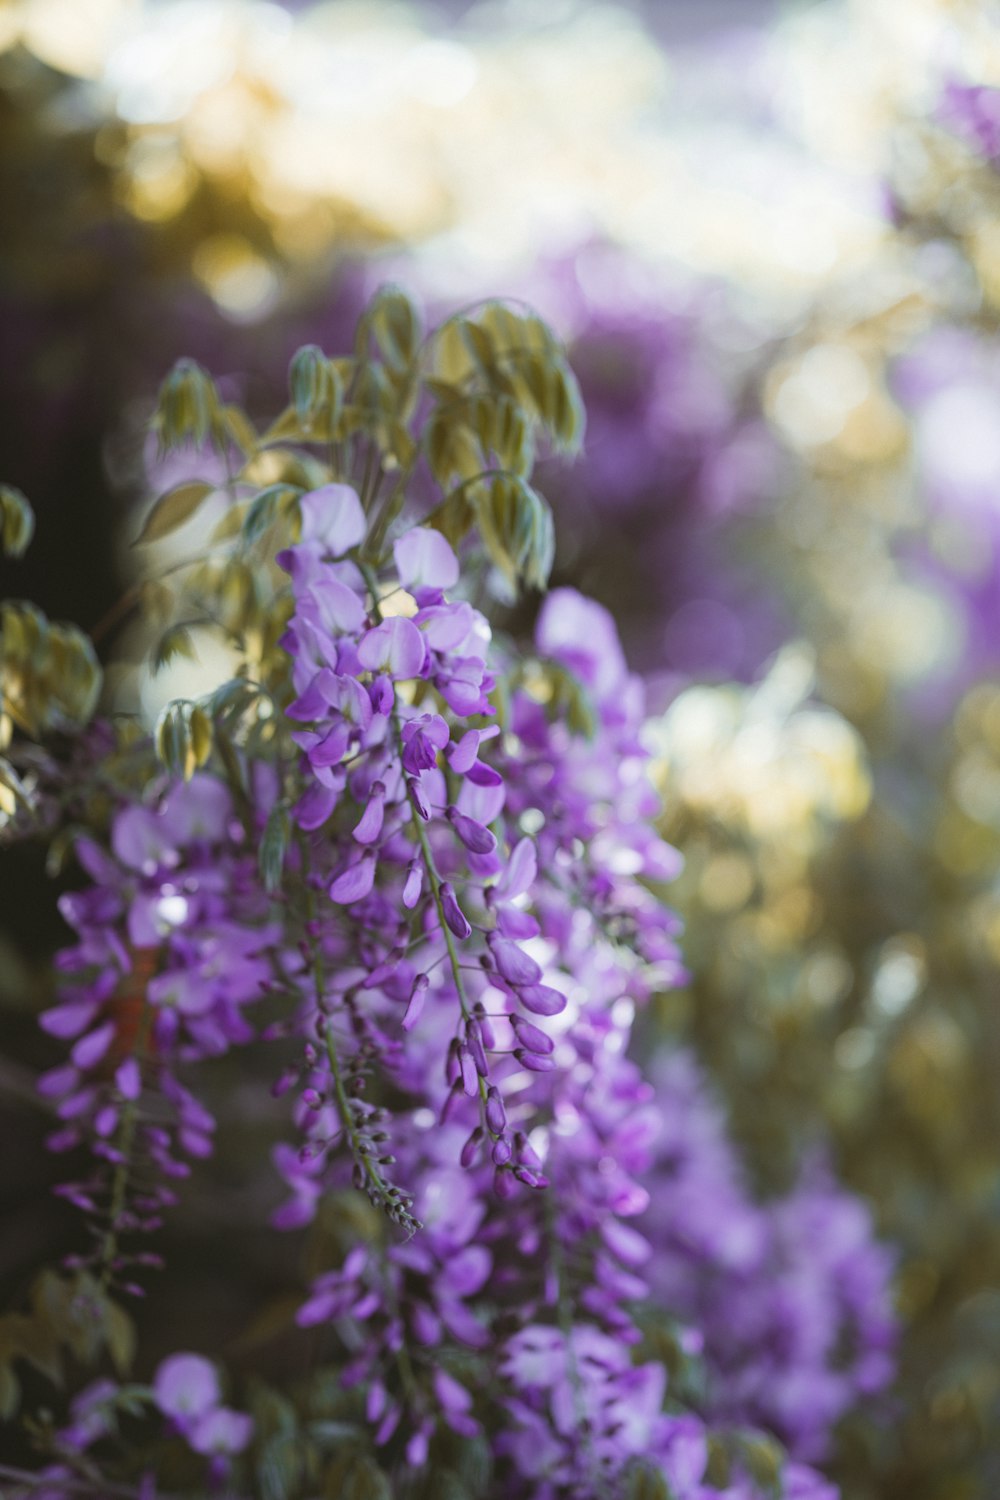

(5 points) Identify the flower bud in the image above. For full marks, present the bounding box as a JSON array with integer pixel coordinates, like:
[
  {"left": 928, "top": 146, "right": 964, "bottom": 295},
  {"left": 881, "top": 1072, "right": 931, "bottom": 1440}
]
[
  {"left": 459, "top": 1046, "right": 479, "bottom": 1097},
  {"left": 461, "top": 1128, "right": 485, "bottom": 1168},
  {"left": 440, "top": 882, "right": 472, "bottom": 940},
  {"left": 485, "top": 1086, "right": 507, "bottom": 1136},
  {"left": 492, "top": 1135, "right": 512, "bottom": 1166},
  {"left": 447, "top": 806, "right": 497, "bottom": 855},
  {"left": 402, "top": 860, "right": 423, "bottom": 909},
  {"left": 402, "top": 974, "right": 429, "bottom": 1032},
  {"left": 510, "top": 1014, "right": 554, "bottom": 1055}
]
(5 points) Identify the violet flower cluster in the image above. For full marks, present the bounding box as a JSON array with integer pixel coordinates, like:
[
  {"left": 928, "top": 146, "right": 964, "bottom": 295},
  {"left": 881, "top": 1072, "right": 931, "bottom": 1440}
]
[
  {"left": 258, "top": 486, "right": 865, "bottom": 1497},
  {"left": 641, "top": 1051, "right": 896, "bottom": 1466},
  {"left": 7, "top": 304, "right": 896, "bottom": 1495},
  {"left": 37, "top": 771, "right": 280, "bottom": 1288}
]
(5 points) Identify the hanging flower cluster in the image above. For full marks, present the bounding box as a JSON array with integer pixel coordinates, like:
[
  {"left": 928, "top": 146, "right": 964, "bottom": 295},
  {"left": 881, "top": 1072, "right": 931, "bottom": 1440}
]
[
  {"left": 0, "top": 290, "right": 894, "bottom": 1500},
  {"left": 640, "top": 1051, "right": 896, "bottom": 1466},
  {"left": 37, "top": 771, "right": 282, "bottom": 1286}
]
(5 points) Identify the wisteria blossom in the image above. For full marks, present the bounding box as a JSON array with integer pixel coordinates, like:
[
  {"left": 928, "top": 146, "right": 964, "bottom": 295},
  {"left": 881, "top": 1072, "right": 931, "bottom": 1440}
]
[{"left": 0, "top": 295, "right": 894, "bottom": 1499}]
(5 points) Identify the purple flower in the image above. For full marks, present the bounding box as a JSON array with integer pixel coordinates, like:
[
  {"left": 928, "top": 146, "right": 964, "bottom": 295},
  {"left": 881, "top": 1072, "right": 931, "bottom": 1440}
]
[
  {"left": 358, "top": 617, "right": 426, "bottom": 679},
  {"left": 187, "top": 1406, "right": 254, "bottom": 1456},
  {"left": 394, "top": 527, "right": 459, "bottom": 592},
  {"left": 329, "top": 851, "right": 377, "bottom": 904},
  {"left": 153, "top": 1353, "right": 220, "bottom": 1425},
  {"left": 298, "top": 482, "right": 366, "bottom": 554}
]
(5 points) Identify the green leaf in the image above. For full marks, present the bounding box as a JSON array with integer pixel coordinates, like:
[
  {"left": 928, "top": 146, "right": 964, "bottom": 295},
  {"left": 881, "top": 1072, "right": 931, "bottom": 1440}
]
[
  {"left": 260, "top": 406, "right": 311, "bottom": 447},
  {"left": 259, "top": 802, "right": 290, "bottom": 894},
  {"left": 0, "top": 757, "right": 31, "bottom": 821},
  {"left": 428, "top": 487, "right": 476, "bottom": 550},
  {"left": 223, "top": 404, "right": 259, "bottom": 456},
  {"left": 0, "top": 485, "right": 35, "bottom": 558},
  {"left": 425, "top": 410, "right": 483, "bottom": 488},
  {"left": 7, "top": 1311, "right": 62, "bottom": 1388},
  {"left": 257, "top": 1433, "right": 305, "bottom": 1500},
  {"left": 209, "top": 677, "right": 260, "bottom": 729},
  {"left": 460, "top": 317, "right": 497, "bottom": 371},
  {"left": 154, "top": 700, "right": 210, "bottom": 780},
  {"left": 732, "top": 1431, "right": 784, "bottom": 1498},
  {"left": 244, "top": 483, "right": 302, "bottom": 546},
  {"left": 288, "top": 346, "right": 345, "bottom": 440},
  {"left": 152, "top": 624, "right": 198, "bottom": 675},
  {"left": 364, "top": 285, "right": 422, "bottom": 372},
  {"left": 133, "top": 480, "right": 215, "bottom": 546},
  {"left": 154, "top": 358, "right": 224, "bottom": 452},
  {"left": 471, "top": 474, "right": 555, "bottom": 593},
  {"left": 624, "top": 1459, "right": 674, "bottom": 1500},
  {"left": 339, "top": 1455, "right": 392, "bottom": 1500},
  {"left": 0, "top": 1362, "right": 20, "bottom": 1421},
  {"left": 104, "top": 1298, "right": 136, "bottom": 1377},
  {"left": 188, "top": 704, "right": 213, "bottom": 769}
]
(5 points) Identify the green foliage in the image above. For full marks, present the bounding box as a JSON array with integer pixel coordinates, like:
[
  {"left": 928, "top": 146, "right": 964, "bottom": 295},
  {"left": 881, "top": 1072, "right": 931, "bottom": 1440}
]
[
  {"left": 624, "top": 1459, "right": 674, "bottom": 1500},
  {"left": 152, "top": 623, "right": 198, "bottom": 674},
  {"left": 73, "top": 288, "right": 585, "bottom": 809},
  {"left": 327, "top": 1454, "right": 393, "bottom": 1500},
  {"left": 243, "top": 483, "right": 303, "bottom": 547},
  {"left": 153, "top": 358, "right": 230, "bottom": 454},
  {"left": 357, "top": 284, "right": 423, "bottom": 373},
  {"left": 0, "top": 599, "right": 102, "bottom": 743},
  {"left": 290, "top": 344, "right": 345, "bottom": 437},
  {"left": 154, "top": 699, "right": 213, "bottom": 780},
  {"left": 260, "top": 800, "right": 291, "bottom": 893},
  {"left": 0, "top": 485, "right": 35, "bottom": 558},
  {"left": 133, "top": 479, "right": 217, "bottom": 545},
  {"left": 471, "top": 471, "right": 555, "bottom": 592},
  {"left": 0, "top": 1271, "right": 137, "bottom": 1422}
]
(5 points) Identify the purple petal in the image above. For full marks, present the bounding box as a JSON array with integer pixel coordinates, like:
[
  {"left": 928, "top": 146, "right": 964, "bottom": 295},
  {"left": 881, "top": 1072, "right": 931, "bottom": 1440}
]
[
  {"left": 516, "top": 984, "right": 568, "bottom": 1017},
  {"left": 514, "top": 1049, "right": 557, "bottom": 1073},
  {"left": 432, "top": 1367, "right": 473, "bottom": 1417},
  {"left": 495, "top": 837, "right": 537, "bottom": 902},
  {"left": 115, "top": 1058, "right": 142, "bottom": 1101},
  {"left": 352, "top": 783, "right": 386, "bottom": 844},
  {"left": 402, "top": 861, "right": 423, "bottom": 909},
  {"left": 293, "top": 781, "right": 339, "bottom": 831},
  {"left": 536, "top": 587, "right": 627, "bottom": 699},
  {"left": 40, "top": 1000, "right": 100, "bottom": 1040},
  {"left": 188, "top": 1406, "right": 254, "bottom": 1456},
  {"left": 440, "top": 882, "right": 472, "bottom": 940},
  {"left": 448, "top": 808, "right": 497, "bottom": 855},
  {"left": 299, "top": 483, "right": 365, "bottom": 555},
  {"left": 394, "top": 528, "right": 459, "bottom": 591},
  {"left": 459, "top": 1047, "right": 478, "bottom": 1097},
  {"left": 402, "top": 974, "right": 429, "bottom": 1032},
  {"left": 510, "top": 1014, "right": 553, "bottom": 1055},
  {"left": 71, "top": 1022, "right": 116, "bottom": 1071},
  {"left": 153, "top": 1353, "right": 220, "bottom": 1422},
  {"left": 329, "top": 853, "right": 376, "bottom": 904},
  {"left": 358, "top": 617, "right": 426, "bottom": 680},
  {"left": 488, "top": 935, "right": 542, "bottom": 987},
  {"left": 495, "top": 907, "right": 540, "bottom": 940},
  {"left": 485, "top": 1086, "right": 506, "bottom": 1135}
]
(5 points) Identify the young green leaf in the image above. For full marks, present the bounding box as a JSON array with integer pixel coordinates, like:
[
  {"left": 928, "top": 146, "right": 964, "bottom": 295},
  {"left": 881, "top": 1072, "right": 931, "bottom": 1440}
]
[{"left": 133, "top": 480, "right": 215, "bottom": 546}]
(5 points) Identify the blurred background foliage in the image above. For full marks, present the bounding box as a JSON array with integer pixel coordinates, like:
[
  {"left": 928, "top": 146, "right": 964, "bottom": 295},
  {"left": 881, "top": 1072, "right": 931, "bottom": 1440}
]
[{"left": 4, "top": 0, "right": 1000, "bottom": 1495}]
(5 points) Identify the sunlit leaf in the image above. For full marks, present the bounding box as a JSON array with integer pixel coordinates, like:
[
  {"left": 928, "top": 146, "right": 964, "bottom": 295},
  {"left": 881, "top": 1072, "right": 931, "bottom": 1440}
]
[{"left": 133, "top": 481, "right": 215, "bottom": 546}]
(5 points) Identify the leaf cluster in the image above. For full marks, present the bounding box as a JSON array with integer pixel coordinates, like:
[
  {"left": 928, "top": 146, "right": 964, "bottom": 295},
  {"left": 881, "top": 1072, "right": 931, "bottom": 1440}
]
[
  {"left": 0, "top": 1270, "right": 136, "bottom": 1422},
  {"left": 0, "top": 600, "right": 102, "bottom": 745},
  {"left": 127, "top": 288, "right": 585, "bottom": 781}
]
